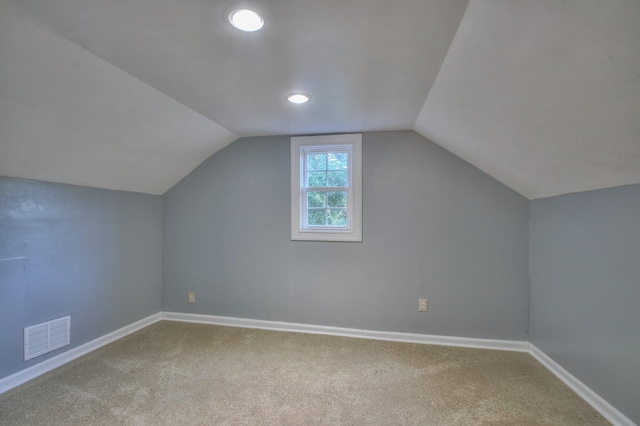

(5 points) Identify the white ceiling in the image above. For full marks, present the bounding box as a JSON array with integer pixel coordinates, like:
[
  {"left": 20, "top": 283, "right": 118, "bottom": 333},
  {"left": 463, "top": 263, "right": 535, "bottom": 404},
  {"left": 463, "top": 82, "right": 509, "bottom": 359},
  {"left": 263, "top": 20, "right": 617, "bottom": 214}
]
[
  {"left": 416, "top": 0, "right": 640, "bottom": 199},
  {"left": 1, "top": 0, "right": 639, "bottom": 198}
]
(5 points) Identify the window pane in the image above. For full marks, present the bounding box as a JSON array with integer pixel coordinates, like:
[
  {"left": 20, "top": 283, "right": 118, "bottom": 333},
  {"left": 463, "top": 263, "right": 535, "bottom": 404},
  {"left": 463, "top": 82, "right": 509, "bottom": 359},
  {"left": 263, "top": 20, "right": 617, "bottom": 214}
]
[
  {"left": 307, "top": 153, "right": 327, "bottom": 171},
  {"left": 328, "top": 152, "right": 348, "bottom": 170},
  {"left": 307, "top": 209, "right": 326, "bottom": 226},
  {"left": 307, "top": 172, "right": 327, "bottom": 187},
  {"left": 327, "top": 171, "right": 348, "bottom": 187},
  {"left": 307, "top": 191, "right": 326, "bottom": 208},
  {"left": 327, "top": 209, "right": 347, "bottom": 226},
  {"left": 327, "top": 191, "right": 347, "bottom": 208}
]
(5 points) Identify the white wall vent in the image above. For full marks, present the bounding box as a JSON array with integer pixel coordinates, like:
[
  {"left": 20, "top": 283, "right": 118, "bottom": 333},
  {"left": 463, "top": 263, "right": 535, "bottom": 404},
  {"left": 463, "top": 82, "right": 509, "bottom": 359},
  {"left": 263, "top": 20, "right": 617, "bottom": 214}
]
[{"left": 24, "top": 315, "right": 71, "bottom": 361}]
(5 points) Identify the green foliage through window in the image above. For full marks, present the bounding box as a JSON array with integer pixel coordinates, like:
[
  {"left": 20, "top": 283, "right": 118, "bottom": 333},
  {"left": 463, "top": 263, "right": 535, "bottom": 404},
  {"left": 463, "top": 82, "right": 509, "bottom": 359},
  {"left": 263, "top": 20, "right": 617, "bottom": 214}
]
[
  {"left": 307, "top": 172, "right": 327, "bottom": 187},
  {"left": 307, "top": 191, "right": 326, "bottom": 208},
  {"left": 304, "top": 150, "right": 350, "bottom": 228},
  {"left": 328, "top": 191, "right": 347, "bottom": 207}
]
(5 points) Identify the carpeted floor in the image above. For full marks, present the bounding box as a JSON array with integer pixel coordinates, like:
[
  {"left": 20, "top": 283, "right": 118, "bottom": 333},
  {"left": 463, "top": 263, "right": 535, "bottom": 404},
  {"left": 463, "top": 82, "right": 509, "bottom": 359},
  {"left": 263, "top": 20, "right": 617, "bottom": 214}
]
[{"left": 0, "top": 321, "right": 608, "bottom": 425}]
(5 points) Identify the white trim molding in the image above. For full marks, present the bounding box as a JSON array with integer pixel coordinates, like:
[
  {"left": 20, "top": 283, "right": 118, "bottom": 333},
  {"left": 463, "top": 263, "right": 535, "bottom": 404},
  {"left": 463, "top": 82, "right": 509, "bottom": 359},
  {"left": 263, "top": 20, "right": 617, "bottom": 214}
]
[
  {"left": 161, "top": 312, "right": 529, "bottom": 352},
  {"left": 291, "top": 133, "right": 363, "bottom": 242},
  {"left": 0, "top": 313, "right": 162, "bottom": 395},
  {"left": 529, "top": 344, "right": 635, "bottom": 426},
  {"left": 1, "top": 310, "right": 634, "bottom": 426}
]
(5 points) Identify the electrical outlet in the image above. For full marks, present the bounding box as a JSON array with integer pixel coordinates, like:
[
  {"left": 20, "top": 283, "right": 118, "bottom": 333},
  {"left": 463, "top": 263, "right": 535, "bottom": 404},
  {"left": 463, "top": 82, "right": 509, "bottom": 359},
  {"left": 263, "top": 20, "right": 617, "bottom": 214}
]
[
  {"left": 419, "top": 299, "right": 428, "bottom": 312},
  {"left": 188, "top": 292, "right": 196, "bottom": 304}
]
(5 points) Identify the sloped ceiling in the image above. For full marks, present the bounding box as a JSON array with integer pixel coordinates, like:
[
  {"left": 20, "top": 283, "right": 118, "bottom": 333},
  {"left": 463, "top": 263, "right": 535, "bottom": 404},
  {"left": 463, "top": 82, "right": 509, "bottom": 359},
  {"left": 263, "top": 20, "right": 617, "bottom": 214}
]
[
  {"left": 416, "top": 0, "right": 640, "bottom": 199},
  {"left": 0, "top": 0, "right": 236, "bottom": 195},
  {"left": 1, "top": 0, "right": 639, "bottom": 198}
]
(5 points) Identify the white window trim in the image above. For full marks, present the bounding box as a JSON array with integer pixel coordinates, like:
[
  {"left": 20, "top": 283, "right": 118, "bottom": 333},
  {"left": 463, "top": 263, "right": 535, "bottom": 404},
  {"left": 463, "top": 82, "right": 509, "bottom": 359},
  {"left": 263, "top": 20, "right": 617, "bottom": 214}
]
[{"left": 291, "top": 134, "right": 362, "bottom": 242}]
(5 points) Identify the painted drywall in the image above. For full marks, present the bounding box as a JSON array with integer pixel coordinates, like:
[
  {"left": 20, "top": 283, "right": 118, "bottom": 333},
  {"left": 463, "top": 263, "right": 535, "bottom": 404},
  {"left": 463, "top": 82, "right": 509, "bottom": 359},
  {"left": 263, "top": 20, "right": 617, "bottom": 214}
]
[
  {"left": 529, "top": 185, "right": 640, "bottom": 424},
  {"left": 163, "top": 131, "right": 530, "bottom": 340},
  {"left": 0, "top": 177, "right": 162, "bottom": 379}
]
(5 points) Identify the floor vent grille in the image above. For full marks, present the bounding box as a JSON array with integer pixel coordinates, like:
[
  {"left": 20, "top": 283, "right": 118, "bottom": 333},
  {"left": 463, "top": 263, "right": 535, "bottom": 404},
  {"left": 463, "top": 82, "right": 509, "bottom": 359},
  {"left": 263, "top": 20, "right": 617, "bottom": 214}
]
[{"left": 24, "top": 315, "right": 71, "bottom": 361}]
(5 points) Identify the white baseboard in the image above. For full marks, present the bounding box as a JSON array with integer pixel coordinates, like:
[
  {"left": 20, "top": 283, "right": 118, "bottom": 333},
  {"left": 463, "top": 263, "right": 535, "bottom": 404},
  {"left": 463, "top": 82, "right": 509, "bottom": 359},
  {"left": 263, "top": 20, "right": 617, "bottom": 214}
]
[
  {"left": 164, "top": 312, "right": 635, "bottom": 424},
  {"left": 160, "top": 312, "right": 530, "bottom": 352},
  {"left": 529, "top": 344, "right": 635, "bottom": 426},
  {"left": 2, "top": 311, "right": 633, "bottom": 426},
  {"left": 0, "top": 313, "right": 162, "bottom": 395}
]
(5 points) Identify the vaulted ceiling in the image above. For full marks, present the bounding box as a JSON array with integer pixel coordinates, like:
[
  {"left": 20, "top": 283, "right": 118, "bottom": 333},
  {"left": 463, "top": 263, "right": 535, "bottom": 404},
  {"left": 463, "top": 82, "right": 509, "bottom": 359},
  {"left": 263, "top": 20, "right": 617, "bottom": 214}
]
[{"left": 1, "top": 0, "right": 639, "bottom": 198}]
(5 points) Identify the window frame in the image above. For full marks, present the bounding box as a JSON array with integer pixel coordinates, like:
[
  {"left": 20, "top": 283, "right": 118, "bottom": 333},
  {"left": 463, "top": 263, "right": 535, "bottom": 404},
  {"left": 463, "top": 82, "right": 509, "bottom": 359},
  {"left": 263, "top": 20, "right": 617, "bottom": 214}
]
[{"left": 291, "top": 134, "right": 362, "bottom": 242}]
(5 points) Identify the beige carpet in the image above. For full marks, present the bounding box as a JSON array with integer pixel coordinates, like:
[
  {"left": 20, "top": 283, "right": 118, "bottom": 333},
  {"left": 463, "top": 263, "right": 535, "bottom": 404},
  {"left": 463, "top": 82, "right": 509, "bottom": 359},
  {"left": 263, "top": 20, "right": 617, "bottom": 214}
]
[{"left": 0, "top": 321, "right": 608, "bottom": 425}]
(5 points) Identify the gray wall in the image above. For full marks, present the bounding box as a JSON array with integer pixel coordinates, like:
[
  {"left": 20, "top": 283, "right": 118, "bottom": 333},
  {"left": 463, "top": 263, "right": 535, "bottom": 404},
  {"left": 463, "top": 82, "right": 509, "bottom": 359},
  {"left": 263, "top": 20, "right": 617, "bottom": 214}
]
[
  {"left": 0, "top": 177, "right": 162, "bottom": 379},
  {"left": 529, "top": 184, "right": 640, "bottom": 424},
  {"left": 163, "top": 131, "right": 530, "bottom": 340}
]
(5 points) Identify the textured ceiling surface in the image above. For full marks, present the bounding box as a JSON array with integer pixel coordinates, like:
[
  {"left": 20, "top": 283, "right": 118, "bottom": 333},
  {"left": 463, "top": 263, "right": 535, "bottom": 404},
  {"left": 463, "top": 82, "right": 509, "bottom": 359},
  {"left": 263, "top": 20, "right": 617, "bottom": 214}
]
[{"left": 0, "top": 0, "right": 638, "bottom": 197}]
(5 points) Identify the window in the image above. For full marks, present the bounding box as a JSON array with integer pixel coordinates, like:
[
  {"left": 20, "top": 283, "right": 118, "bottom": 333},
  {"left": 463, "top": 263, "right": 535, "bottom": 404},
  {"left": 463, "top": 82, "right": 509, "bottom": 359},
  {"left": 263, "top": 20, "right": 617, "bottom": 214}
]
[{"left": 291, "top": 134, "right": 362, "bottom": 241}]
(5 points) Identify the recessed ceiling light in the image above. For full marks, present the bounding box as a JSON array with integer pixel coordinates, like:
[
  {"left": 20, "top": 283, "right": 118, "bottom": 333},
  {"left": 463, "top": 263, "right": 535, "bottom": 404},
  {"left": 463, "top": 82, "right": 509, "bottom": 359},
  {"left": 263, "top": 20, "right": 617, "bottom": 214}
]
[
  {"left": 229, "top": 9, "right": 264, "bottom": 32},
  {"left": 287, "top": 93, "right": 310, "bottom": 104}
]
